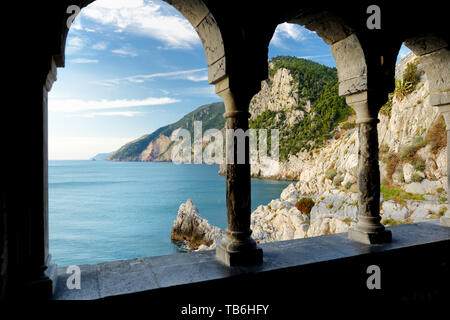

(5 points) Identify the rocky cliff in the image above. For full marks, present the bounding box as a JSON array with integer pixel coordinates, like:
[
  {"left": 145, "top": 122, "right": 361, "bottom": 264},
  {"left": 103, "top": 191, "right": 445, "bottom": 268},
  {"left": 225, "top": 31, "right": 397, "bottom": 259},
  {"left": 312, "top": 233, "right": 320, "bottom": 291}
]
[
  {"left": 249, "top": 53, "right": 447, "bottom": 197},
  {"left": 172, "top": 53, "right": 449, "bottom": 250},
  {"left": 108, "top": 102, "right": 225, "bottom": 161}
]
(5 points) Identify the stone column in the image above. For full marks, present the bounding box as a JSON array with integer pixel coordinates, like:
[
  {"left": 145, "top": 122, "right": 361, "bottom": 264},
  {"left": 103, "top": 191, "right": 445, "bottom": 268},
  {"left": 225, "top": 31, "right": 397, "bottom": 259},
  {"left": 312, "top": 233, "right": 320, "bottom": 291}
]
[
  {"left": 346, "top": 92, "right": 392, "bottom": 244},
  {"left": 214, "top": 79, "right": 262, "bottom": 266},
  {"left": 437, "top": 105, "right": 450, "bottom": 227}
]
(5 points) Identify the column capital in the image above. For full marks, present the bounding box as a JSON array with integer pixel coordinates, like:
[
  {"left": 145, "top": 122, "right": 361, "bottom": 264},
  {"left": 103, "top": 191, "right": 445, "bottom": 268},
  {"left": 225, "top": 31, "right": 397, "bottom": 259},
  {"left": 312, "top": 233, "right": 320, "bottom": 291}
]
[
  {"left": 344, "top": 91, "right": 378, "bottom": 124},
  {"left": 437, "top": 103, "right": 450, "bottom": 130},
  {"left": 214, "top": 76, "right": 255, "bottom": 114},
  {"left": 45, "top": 58, "right": 57, "bottom": 92}
]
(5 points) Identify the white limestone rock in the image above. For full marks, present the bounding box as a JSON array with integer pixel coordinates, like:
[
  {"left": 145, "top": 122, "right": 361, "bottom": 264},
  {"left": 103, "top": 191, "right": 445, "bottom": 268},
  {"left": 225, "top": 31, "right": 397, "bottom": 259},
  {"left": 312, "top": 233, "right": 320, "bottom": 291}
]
[{"left": 171, "top": 199, "right": 222, "bottom": 250}]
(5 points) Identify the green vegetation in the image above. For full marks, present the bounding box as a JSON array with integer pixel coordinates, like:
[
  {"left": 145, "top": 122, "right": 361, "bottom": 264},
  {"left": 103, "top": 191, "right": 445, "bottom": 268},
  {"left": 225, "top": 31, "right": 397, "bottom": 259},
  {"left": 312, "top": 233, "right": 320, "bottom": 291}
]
[
  {"left": 395, "top": 60, "right": 420, "bottom": 100},
  {"left": 345, "top": 181, "right": 352, "bottom": 190},
  {"left": 380, "top": 184, "right": 426, "bottom": 203},
  {"left": 381, "top": 218, "right": 407, "bottom": 226},
  {"left": 412, "top": 160, "right": 426, "bottom": 172},
  {"left": 341, "top": 120, "right": 356, "bottom": 130},
  {"left": 326, "top": 169, "right": 337, "bottom": 180},
  {"left": 394, "top": 79, "right": 414, "bottom": 100},
  {"left": 333, "top": 175, "right": 344, "bottom": 186},
  {"left": 327, "top": 203, "right": 334, "bottom": 209},
  {"left": 380, "top": 60, "right": 421, "bottom": 117},
  {"left": 411, "top": 173, "right": 424, "bottom": 183},
  {"left": 295, "top": 197, "right": 315, "bottom": 217},
  {"left": 341, "top": 217, "right": 355, "bottom": 226},
  {"left": 379, "top": 93, "right": 394, "bottom": 116},
  {"left": 429, "top": 206, "right": 447, "bottom": 219},
  {"left": 425, "top": 114, "right": 447, "bottom": 154},
  {"left": 251, "top": 56, "right": 353, "bottom": 160},
  {"left": 400, "top": 136, "right": 426, "bottom": 160}
]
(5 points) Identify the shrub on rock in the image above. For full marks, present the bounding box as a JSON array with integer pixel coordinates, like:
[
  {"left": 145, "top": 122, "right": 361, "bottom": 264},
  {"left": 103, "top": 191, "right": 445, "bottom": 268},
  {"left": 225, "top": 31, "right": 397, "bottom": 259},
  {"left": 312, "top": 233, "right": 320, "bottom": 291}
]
[{"left": 295, "top": 197, "right": 315, "bottom": 216}]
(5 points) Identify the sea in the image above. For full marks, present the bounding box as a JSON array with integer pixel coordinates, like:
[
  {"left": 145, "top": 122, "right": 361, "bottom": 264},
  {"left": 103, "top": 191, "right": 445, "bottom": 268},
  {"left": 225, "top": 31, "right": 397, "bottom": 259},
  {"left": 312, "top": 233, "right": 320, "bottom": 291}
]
[{"left": 49, "top": 160, "right": 291, "bottom": 266}]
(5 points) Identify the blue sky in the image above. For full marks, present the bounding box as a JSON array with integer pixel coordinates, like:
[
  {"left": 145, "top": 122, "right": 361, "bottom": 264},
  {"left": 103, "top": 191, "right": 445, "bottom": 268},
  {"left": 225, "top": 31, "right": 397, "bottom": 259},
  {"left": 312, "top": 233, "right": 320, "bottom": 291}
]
[{"left": 49, "top": 0, "right": 411, "bottom": 159}]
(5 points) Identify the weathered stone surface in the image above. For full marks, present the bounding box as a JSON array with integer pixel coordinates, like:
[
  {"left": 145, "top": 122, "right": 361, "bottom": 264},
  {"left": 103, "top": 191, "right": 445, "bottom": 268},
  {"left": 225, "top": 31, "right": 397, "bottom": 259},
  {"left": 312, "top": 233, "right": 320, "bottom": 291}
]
[
  {"left": 339, "top": 76, "right": 367, "bottom": 97},
  {"left": 171, "top": 200, "right": 222, "bottom": 250},
  {"left": 165, "top": 0, "right": 209, "bottom": 27},
  {"left": 405, "top": 35, "right": 448, "bottom": 56},
  {"left": 404, "top": 179, "right": 447, "bottom": 194},
  {"left": 196, "top": 13, "right": 225, "bottom": 66},
  {"left": 208, "top": 55, "right": 226, "bottom": 84},
  {"left": 289, "top": 11, "right": 353, "bottom": 45},
  {"left": 331, "top": 34, "right": 367, "bottom": 95},
  {"left": 417, "top": 48, "right": 450, "bottom": 94}
]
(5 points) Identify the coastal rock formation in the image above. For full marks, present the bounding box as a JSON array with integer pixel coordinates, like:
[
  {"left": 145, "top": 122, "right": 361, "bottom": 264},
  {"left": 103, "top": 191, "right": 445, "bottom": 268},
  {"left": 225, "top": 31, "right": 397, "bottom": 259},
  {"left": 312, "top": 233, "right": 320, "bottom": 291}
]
[
  {"left": 174, "top": 187, "right": 447, "bottom": 250},
  {"left": 171, "top": 199, "right": 222, "bottom": 250},
  {"left": 249, "top": 53, "right": 447, "bottom": 196}
]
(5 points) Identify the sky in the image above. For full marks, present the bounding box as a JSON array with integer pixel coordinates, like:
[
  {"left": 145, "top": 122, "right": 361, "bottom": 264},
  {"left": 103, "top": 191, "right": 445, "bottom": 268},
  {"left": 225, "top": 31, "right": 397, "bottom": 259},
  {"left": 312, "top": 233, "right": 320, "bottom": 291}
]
[{"left": 49, "top": 0, "right": 411, "bottom": 160}]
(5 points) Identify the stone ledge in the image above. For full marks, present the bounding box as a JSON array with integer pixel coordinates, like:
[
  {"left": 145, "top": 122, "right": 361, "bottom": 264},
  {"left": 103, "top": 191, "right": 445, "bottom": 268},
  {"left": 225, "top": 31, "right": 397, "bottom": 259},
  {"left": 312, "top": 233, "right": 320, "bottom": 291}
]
[{"left": 52, "top": 220, "right": 450, "bottom": 301}]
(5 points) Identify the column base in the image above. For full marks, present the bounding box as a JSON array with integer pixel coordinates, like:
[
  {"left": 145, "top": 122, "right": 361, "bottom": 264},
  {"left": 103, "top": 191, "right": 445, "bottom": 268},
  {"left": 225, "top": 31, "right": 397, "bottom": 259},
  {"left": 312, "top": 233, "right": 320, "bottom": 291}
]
[
  {"left": 441, "top": 216, "right": 450, "bottom": 227},
  {"left": 216, "top": 244, "right": 263, "bottom": 267},
  {"left": 26, "top": 260, "right": 58, "bottom": 299},
  {"left": 348, "top": 228, "right": 392, "bottom": 245}
]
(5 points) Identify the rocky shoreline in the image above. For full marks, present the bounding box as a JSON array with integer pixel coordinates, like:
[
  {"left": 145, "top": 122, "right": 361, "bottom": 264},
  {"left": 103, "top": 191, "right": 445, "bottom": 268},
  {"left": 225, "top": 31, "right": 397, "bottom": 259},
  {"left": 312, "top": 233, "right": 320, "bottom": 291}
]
[{"left": 172, "top": 183, "right": 447, "bottom": 251}]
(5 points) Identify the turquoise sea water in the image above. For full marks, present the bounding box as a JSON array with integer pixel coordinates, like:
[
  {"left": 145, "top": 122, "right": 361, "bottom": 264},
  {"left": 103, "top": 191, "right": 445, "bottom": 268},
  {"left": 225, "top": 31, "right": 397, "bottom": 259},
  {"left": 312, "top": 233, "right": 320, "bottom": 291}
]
[{"left": 49, "top": 160, "right": 291, "bottom": 266}]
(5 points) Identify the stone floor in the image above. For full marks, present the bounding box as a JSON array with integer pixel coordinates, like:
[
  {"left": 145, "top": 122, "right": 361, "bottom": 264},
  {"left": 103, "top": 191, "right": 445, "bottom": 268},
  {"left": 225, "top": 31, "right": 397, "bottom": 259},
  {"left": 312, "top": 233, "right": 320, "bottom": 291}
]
[{"left": 52, "top": 220, "right": 450, "bottom": 304}]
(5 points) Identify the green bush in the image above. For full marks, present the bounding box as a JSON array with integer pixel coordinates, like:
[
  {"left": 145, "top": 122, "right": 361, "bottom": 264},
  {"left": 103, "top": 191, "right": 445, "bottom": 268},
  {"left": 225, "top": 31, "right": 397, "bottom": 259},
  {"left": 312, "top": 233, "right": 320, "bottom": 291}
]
[
  {"left": 379, "top": 93, "right": 394, "bottom": 117},
  {"left": 411, "top": 173, "right": 424, "bottom": 183},
  {"left": 345, "top": 181, "right": 352, "bottom": 189},
  {"left": 341, "top": 121, "right": 356, "bottom": 130},
  {"left": 251, "top": 56, "right": 354, "bottom": 161},
  {"left": 413, "top": 160, "right": 426, "bottom": 172},
  {"left": 403, "top": 60, "right": 420, "bottom": 88},
  {"left": 326, "top": 169, "right": 337, "bottom": 180},
  {"left": 295, "top": 198, "right": 315, "bottom": 216},
  {"left": 381, "top": 218, "right": 405, "bottom": 226},
  {"left": 394, "top": 61, "right": 420, "bottom": 101},
  {"left": 333, "top": 175, "right": 344, "bottom": 186}
]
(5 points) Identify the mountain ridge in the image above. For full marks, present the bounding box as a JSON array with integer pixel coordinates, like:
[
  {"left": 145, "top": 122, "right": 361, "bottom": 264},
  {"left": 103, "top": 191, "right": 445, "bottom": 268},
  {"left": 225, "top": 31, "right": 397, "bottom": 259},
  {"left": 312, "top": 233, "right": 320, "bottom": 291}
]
[{"left": 107, "top": 101, "right": 225, "bottom": 161}]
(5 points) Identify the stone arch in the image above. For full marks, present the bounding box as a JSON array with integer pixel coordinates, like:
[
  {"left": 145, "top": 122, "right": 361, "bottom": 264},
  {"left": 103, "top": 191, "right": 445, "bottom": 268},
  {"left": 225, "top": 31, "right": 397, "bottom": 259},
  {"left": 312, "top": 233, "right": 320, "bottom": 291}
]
[
  {"left": 288, "top": 11, "right": 367, "bottom": 98},
  {"left": 404, "top": 35, "right": 450, "bottom": 109},
  {"left": 54, "top": 0, "right": 227, "bottom": 86}
]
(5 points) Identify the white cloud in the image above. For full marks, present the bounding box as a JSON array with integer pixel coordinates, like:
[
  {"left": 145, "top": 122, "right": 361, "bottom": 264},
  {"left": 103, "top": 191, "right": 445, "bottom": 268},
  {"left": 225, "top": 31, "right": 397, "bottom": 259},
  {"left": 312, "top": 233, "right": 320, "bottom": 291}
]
[
  {"left": 77, "top": 111, "right": 144, "bottom": 118},
  {"left": 71, "top": 58, "right": 99, "bottom": 64},
  {"left": 82, "top": 0, "right": 200, "bottom": 49},
  {"left": 271, "top": 23, "right": 311, "bottom": 47},
  {"left": 297, "top": 54, "right": 332, "bottom": 60},
  {"left": 112, "top": 47, "right": 138, "bottom": 57},
  {"left": 98, "top": 67, "right": 208, "bottom": 86},
  {"left": 66, "top": 36, "right": 85, "bottom": 53},
  {"left": 49, "top": 96, "right": 180, "bottom": 113},
  {"left": 177, "top": 85, "right": 217, "bottom": 98},
  {"left": 92, "top": 42, "right": 108, "bottom": 50},
  {"left": 49, "top": 136, "right": 133, "bottom": 160}
]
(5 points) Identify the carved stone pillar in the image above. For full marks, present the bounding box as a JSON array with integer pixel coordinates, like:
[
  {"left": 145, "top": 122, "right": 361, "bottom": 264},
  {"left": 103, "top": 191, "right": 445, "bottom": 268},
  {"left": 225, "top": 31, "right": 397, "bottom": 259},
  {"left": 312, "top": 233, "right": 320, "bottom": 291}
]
[
  {"left": 24, "top": 58, "right": 58, "bottom": 298},
  {"left": 346, "top": 92, "right": 392, "bottom": 244},
  {"left": 437, "top": 105, "right": 450, "bottom": 227},
  {"left": 214, "top": 78, "right": 262, "bottom": 266}
]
